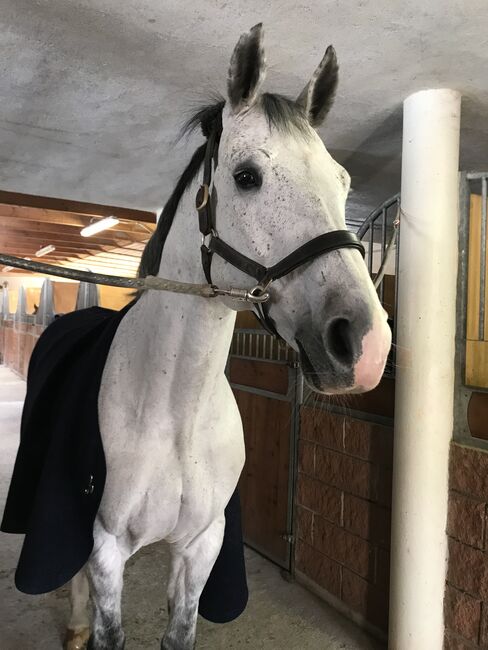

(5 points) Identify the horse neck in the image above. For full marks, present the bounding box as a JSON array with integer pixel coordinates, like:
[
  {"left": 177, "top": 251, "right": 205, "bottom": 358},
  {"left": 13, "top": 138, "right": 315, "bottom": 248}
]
[{"left": 118, "top": 175, "right": 236, "bottom": 405}]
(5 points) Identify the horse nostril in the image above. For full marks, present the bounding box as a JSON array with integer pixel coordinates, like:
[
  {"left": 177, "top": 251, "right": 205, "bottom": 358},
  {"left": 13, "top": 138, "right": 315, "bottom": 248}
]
[{"left": 327, "top": 318, "right": 353, "bottom": 365}]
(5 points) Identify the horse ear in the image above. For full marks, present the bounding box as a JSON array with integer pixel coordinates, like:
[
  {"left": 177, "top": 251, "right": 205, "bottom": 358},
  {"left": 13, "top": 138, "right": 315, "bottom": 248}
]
[
  {"left": 227, "top": 23, "right": 266, "bottom": 113},
  {"left": 297, "top": 46, "right": 338, "bottom": 128}
]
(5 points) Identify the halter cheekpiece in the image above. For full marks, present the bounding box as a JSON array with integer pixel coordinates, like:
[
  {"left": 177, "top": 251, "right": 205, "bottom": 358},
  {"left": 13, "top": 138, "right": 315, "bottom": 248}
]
[{"left": 195, "top": 128, "right": 365, "bottom": 337}]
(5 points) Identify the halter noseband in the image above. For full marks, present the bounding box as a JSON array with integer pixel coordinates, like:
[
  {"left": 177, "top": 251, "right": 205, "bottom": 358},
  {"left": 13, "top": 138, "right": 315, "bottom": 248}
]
[{"left": 195, "top": 129, "right": 365, "bottom": 337}]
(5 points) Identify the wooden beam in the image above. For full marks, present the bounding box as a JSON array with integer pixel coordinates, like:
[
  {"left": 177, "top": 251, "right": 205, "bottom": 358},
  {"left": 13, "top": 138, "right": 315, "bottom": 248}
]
[
  {"left": 0, "top": 235, "right": 142, "bottom": 254},
  {"left": 0, "top": 190, "right": 157, "bottom": 223},
  {"left": 0, "top": 249, "right": 139, "bottom": 269},
  {"left": 0, "top": 222, "right": 148, "bottom": 247},
  {"left": 0, "top": 207, "right": 156, "bottom": 232}
]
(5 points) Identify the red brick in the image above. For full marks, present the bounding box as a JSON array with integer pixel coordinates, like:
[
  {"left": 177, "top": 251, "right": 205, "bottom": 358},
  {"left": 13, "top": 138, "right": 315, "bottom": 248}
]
[
  {"left": 298, "top": 440, "right": 315, "bottom": 475},
  {"left": 447, "top": 538, "right": 488, "bottom": 599},
  {"left": 314, "top": 515, "right": 375, "bottom": 579},
  {"left": 343, "top": 418, "right": 394, "bottom": 467},
  {"left": 450, "top": 443, "right": 488, "bottom": 500},
  {"left": 341, "top": 567, "right": 389, "bottom": 631},
  {"left": 295, "top": 539, "right": 341, "bottom": 597},
  {"left": 315, "top": 447, "right": 377, "bottom": 500},
  {"left": 447, "top": 491, "right": 486, "bottom": 549},
  {"left": 343, "top": 493, "right": 391, "bottom": 546},
  {"left": 300, "top": 407, "right": 344, "bottom": 450},
  {"left": 295, "top": 506, "right": 313, "bottom": 545},
  {"left": 444, "top": 631, "right": 480, "bottom": 650},
  {"left": 444, "top": 585, "right": 481, "bottom": 644},
  {"left": 296, "top": 474, "right": 342, "bottom": 525}
]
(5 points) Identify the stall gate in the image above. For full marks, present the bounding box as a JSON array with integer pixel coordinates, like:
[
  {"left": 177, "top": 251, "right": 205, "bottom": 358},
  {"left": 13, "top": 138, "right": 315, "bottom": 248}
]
[
  {"left": 229, "top": 194, "right": 400, "bottom": 573},
  {"left": 227, "top": 323, "right": 302, "bottom": 570}
]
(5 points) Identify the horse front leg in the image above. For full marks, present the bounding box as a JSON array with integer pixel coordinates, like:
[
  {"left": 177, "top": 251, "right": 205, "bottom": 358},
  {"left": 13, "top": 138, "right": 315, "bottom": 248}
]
[
  {"left": 162, "top": 516, "right": 225, "bottom": 650},
  {"left": 86, "top": 525, "right": 127, "bottom": 650}
]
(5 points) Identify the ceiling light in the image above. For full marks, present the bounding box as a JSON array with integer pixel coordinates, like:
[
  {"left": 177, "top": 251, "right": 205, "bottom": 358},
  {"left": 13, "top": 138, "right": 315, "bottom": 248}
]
[
  {"left": 81, "top": 216, "right": 119, "bottom": 237},
  {"left": 35, "top": 244, "right": 56, "bottom": 257}
]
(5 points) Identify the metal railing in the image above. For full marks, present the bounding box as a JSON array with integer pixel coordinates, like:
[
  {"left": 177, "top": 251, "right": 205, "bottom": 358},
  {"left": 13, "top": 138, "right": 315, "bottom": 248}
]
[
  {"left": 0, "top": 279, "right": 99, "bottom": 327},
  {"left": 230, "top": 328, "right": 298, "bottom": 363},
  {"left": 357, "top": 194, "right": 400, "bottom": 378}
]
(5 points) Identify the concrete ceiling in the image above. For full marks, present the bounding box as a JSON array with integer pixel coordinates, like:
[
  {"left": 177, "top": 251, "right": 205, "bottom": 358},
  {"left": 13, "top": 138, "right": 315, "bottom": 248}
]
[{"left": 1, "top": 0, "right": 488, "bottom": 228}]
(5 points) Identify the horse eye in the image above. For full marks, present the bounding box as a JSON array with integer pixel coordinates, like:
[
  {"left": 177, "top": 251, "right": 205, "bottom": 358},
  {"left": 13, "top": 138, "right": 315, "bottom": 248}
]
[{"left": 234, "top": 168, "right": 261, "bottom": 190}]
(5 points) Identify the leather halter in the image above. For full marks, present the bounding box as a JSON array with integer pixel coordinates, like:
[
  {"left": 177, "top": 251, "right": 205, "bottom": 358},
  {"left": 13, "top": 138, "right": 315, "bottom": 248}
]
[{"left": 195, "top": 129, "right": 366, "bottom": 337}]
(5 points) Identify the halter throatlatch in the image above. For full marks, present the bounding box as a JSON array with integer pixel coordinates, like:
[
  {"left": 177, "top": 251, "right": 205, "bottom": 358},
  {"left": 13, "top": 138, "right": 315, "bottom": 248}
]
[{"left": 196, "top": 129, "right": 366, "bottom": 336}]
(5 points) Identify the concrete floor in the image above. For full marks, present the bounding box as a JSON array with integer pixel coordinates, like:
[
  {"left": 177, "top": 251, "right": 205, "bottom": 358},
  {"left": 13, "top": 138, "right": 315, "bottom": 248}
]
[{"left": 0, "top": 365, "right": 381, "bottom": 650}]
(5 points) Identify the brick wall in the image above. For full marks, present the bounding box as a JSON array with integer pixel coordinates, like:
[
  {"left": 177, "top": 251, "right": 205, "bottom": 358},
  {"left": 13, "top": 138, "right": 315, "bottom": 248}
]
[
  {"left": 0, "top": 320, "right": 42, "bottom": 378},
  {"left": 295, "top": 406, "right": 393, "bottom": 634},
  {"left": 444, "top": 442, "right": 488, "bottom": 649}
]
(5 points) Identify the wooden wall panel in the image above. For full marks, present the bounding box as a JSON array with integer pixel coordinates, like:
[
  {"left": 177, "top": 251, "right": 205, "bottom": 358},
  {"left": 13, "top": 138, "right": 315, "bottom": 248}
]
[
  {"left": 99, "top": 285, "right": 134, "bottom": 310},
  {"left": 229, "top": 358, "right": 289, "bottom": 395},
  {"left": 52, "top": 281, "right": 78, "bottom": 314},
  {"left": 466, "top": 194, "right": 483, "bottom": 341},
  {"left": 235, "top": 389, "right": 291, "bottom": 566},
  {"left": 465, "top": 194, "right": 488, "bottom": 387},
  {"left": 25, "top": 287, "right": 41, "bottom": 313}
]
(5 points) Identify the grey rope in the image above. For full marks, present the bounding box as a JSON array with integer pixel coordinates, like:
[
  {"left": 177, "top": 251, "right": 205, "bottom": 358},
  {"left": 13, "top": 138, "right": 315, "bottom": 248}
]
[{"left": 0, "top": 253, "right": 269, "bottom": 303}]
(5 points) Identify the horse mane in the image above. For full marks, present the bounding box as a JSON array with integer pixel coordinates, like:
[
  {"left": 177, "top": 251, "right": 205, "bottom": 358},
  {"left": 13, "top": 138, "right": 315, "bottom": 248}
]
[{"left": 137, "top": 93, "right": 308, "bottom": 282}]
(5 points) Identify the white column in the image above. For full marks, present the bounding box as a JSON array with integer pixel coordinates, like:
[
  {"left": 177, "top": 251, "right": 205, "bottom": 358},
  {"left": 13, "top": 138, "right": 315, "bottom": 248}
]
[{"left": 389, "top": 89, "right": 461, "bottom": 649}]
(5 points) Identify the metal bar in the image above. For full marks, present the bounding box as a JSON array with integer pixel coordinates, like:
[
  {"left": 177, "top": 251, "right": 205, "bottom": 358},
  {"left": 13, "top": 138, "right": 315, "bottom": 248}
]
[
  {"left": 381, "top": 207, "right": 387, "bottom": 303},
  {"left": 480, "top": 177, "right": 487, "bottom": 340},
  {"left": 453, "top": 172, "right": 473, "bottom": 438},
  {"left": 467, "top": 172, "right": 488, "bottom": 180},
  {"left": 285, "top": 365, "right": 302, "bottom": 573},
  {"left": 310, "top": 399, "right": 394, "bottom": 428},
  {"left": 229, "top": 382, "right": 291, "bottom": 402},
  {"left": 368, "top": 218, "right": 374, "bottom": 275},
  {"left": 357, "top": 192, "right": 401, "bottom": 239},
  {"left": 393, "top": 198, "right": 401, "bottom": 370}
]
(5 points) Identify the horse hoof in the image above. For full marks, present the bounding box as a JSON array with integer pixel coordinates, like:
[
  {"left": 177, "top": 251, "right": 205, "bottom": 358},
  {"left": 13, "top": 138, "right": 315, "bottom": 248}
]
[{"left": 64, "top": 627, "right": 90, "bottom": 650}]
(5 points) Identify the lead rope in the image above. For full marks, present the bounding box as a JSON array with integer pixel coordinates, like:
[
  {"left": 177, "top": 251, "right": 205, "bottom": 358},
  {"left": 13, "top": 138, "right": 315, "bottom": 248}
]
[{"left": 0, "top": 253, "right": 270, "bottom": 303}]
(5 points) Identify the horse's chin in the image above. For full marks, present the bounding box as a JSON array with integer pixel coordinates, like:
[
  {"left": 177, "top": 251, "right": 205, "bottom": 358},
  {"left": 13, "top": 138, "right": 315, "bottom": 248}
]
[
  {"left": 296, "top": 339, "right": 352, "bottom": 395},
  {"left": 297, "top": 339, "right": 384, "bottom": 396}
]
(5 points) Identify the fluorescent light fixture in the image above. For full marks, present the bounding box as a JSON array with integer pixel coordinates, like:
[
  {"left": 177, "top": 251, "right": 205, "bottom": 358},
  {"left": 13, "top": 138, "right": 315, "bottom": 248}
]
[
  {"left": 2, "top": 266, "right": 13, "bottom": 272},
  {"left": 35, "top": 244, "right": 56, "bottom": 257},
  {"left": 81, "top": 216, "right": 119, "bottom": 237}
]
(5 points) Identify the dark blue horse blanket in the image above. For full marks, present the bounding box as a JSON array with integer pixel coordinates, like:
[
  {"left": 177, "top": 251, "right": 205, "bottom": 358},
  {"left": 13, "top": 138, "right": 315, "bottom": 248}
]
[{"left": 1, "top": 303, "right": 248, "bottom": 623}]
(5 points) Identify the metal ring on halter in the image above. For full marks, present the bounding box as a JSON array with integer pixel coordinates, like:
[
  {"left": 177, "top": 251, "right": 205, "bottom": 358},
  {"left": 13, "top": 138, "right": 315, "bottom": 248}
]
[
  {"left": 196, "top": 184, "right": 210, "bottom": 211},
  {"left": 201, "top": 228, "right": 218, "bottom": 247},
  {"left": 249, "top": 278, "right": 273, "bottom": 299}
]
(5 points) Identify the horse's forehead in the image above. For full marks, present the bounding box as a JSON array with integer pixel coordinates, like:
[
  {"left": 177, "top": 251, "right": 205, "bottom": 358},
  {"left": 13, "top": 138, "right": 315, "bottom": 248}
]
[{"left": 222, "top": 111, "right": 333, "bottom": 170}]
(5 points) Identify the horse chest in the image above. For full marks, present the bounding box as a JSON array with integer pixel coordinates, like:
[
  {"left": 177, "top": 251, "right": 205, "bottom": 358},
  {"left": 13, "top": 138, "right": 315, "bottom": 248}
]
[{"left": 98, "top": 383, "right": 245, "bottom": 546}]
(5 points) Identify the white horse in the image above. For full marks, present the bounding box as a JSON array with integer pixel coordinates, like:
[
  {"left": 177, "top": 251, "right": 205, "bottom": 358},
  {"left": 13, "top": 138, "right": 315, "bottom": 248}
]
[{"left": 66, "top": 24, "right": 391, "bottom": 650}]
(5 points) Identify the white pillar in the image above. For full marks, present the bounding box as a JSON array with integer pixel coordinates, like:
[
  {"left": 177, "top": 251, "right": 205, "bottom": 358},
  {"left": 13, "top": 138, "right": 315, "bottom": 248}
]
[{"left": 389, "top": 89, "right": 461, "bottom": 649}]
